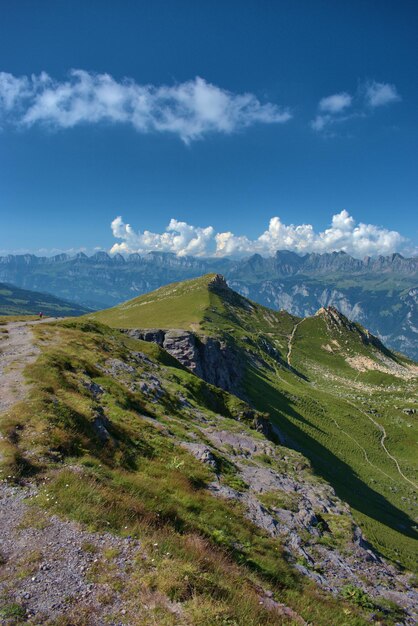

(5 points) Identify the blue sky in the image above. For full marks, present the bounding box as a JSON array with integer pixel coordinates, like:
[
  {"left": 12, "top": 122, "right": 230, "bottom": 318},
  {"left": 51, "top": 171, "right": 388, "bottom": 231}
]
[{"left": 0, "top": 0, "right": 417, "bottom": 258}]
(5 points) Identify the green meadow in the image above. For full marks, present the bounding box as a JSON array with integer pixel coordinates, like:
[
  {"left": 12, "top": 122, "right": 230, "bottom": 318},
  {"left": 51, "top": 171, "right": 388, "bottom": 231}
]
[{"left": 94, "top": 274, "right": 418, "bottom": 571}]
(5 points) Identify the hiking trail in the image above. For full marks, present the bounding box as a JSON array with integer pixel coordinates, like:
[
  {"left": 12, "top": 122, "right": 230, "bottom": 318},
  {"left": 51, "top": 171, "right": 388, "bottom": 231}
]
[
  {"left": 0, "top": 319, "right": 54, "bottom": 414},
  {"left": 287, "top": 319, "right": 304, "bottom": 367}
]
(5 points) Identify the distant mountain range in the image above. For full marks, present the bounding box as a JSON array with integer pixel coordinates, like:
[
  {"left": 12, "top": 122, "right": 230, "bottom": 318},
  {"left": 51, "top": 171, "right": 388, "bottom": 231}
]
[{"left": 0, "top": 249, "right": 417, "bottom": 358}]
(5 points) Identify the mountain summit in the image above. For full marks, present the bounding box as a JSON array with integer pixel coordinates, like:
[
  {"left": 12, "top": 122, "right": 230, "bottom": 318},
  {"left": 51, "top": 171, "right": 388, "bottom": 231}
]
[{"left": 91, "top": 273, "right": 250, "bottom": 332}]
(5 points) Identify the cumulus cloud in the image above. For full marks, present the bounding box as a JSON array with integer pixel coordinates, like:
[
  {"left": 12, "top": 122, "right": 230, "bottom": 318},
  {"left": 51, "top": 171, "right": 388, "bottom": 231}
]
[
  {"left": 312, "top": 92, "right": 353, "bottom": 131},
  {"left": 364, "top": 80, "right": 401, "bottom": 108},
  {"left": 319, "top": 92, "right": 352, "bottom": 113},
  {"left": 312, "top": 80, "right": 401, "bottom": 133},
  {"left": 110, "top": 210, "right": 408, "bottom": 259},
  {"left": 111, "top": 216, "right": 216, "bottom": 256},
  {"left": 311, "top": 114, "right": 332, "bottom": 132},
  {"left": 0, "top": 70, "right": 291, "bottom": 142}
]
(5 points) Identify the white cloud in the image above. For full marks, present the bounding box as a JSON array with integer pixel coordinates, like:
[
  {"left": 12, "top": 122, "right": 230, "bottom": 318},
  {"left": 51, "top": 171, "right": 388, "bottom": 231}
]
[
  {"left": 311, "top": 114, "right": 331, "bottom": 132},
  {"left": 312, "top": 92, "right": 352, "bottom": 131},
  {"left": 319, "top": 92, "right": 352, "bottom": 113},
  {"left": 110, "top": 210, "right": 409, "bottom": 259},
  {"left": 364, "top": 81, "right": 401, "bottom": 108},
  {"left": 312, "top": 81, "right": 401, "bottom": 132},
  {"left": 0, "top": 72, "right": 29, "bottom": 110},
  {"left": 0, "top": 70, "right": 291, "bottom": 142},
  {"left": 111, "top": 216, "right": 216, "bottom": 257}
]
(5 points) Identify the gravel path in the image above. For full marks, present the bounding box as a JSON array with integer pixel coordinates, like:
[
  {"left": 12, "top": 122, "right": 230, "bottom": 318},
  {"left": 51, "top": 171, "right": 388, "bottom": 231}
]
[
  {"left": 0, "top": 320, "right": 51, "bottom": 414},
  {"left": 286, "top": 319, "right": 305, "bottom": 367},
  {"left": 0, "top": 482, "right": 145, "bottom": 625},
  {"left": 0, "top": 319, "right": 136, "bottom": 624}
]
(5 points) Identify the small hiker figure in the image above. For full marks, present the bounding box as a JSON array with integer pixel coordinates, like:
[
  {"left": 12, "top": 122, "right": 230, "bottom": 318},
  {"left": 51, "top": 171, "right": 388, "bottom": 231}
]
[{"left": 39, "top": 312, "right": 43, "bottom": 319}]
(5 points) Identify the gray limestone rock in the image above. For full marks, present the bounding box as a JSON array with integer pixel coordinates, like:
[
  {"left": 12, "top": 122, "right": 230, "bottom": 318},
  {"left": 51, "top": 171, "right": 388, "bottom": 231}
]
[{"left": 123, "top": 328, "right": 243, "bottom": 396}]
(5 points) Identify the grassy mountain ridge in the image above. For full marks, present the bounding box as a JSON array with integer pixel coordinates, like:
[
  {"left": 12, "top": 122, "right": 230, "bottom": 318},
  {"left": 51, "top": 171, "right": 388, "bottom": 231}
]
[
  {"left": 90, "top": 273, "right": 220, "bottom": 330},
  {"left": 92, "top": 274, "right": 418, "bottom": 572},
  {"left": 90, "top": 273, "right": 300, "bottom": 336},
  {"left": 0, "top": 282, "right": 90, "bottom": 317},
  {"left": 1, "top": 250, "right": 417, "bottom": 359}
]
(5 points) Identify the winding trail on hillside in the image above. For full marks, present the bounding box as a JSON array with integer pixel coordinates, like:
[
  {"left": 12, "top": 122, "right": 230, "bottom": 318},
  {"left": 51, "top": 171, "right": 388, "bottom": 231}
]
[
  {"left": 309, "top": 374, "right": 417, "bottom": 489},
  {"left": 345, "top": 398, "right": 418, "bottom": 490},
  {"left": 327, "top": 411, "right": 394, "bottom": 482},
  {"left": 0, "top": 319, "right": 56, "bottom": 414},
  {"left": 272, "top": 362, "right": 395, "bottom": 483},
  {"left": 283, "top": 313, "right": 417, "bottom": 489},
  {"left": 275, "top": 331, "right": 416, "bottom": 489},
  {"left": 312, "top": 375, "right": 417, "bottom": 489},
  {"left": 286, "top": 319, "right": 305, "bottom": 367}
]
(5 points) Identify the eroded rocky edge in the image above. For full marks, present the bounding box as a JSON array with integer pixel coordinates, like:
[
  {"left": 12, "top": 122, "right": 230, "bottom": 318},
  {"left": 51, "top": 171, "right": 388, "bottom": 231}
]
[{"left": 123, "top": 327, "right": 244, "bottom": 398}]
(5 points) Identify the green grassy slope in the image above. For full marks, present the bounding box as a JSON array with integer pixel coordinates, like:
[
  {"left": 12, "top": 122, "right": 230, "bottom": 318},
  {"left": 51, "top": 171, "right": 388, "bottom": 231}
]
[
  {"left": 228, "top": 303, "right": 418, "bottom": 572},
  {"left": 245, "top": 315, "right": 418, "bottom": 571},
  {"left": 90, "top": 273, "right": 300, "bottom": 338},
  {"left": 92, "top": 274, "right": 418, "bottom": 571},
  {"left": 0, "top": 319, "right": 376, "bottom": 626},
  {"left": 0, "top": 282, "right": 90, "bottom": 317},
  {"left": 90, "top": 274, "right": 218, "bottom": 329}
]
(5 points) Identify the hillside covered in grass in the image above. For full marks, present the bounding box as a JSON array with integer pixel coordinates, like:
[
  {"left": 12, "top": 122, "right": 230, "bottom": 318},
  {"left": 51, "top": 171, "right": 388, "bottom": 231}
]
[
  {"left": 0, "top": 282, "right": 90, "bottom": 317},
  {"left": 90, "top": 273, "right": 225, "bottom": 330},
  {"left": 92, "top": 274, "right": 418, "bottom": 572},
  {"left": 0, "top": 275, "right": 417, "bottom": 624},
  {"left": 0, "top": 318, "right": 390, "bottom": 626}
]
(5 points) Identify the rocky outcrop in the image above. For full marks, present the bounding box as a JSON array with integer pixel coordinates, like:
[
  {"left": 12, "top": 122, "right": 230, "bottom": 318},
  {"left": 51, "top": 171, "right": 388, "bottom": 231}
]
[
  {"left": 316, "top": 305, "right": 358, "bottom": 330},
  {"left": 185, "top": 427, "right": 418, "bottom": 623},
  {"left": 180, "top": 443, "right": 217, "bottom": 469},
  {"left": 91, "top": 407, "right": 112, "bottom": 442},
  {"left": 123, "top": 328, "right": 243, "bottom": 396},
  {"left": 208, "top": 273, "right": 229, "bottom": 291},
  {"left": 315, "top": 306, "right": 395, "bottom": 355}
]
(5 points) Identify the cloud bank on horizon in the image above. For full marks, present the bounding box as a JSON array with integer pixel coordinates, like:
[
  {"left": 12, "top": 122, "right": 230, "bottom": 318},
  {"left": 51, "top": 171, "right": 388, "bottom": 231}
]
[
  {"left": 110, "top": 210, "right": 411, "bottom": 259},
  {"left": 0, "top": 70, "right": 291, "bottom": 142}
]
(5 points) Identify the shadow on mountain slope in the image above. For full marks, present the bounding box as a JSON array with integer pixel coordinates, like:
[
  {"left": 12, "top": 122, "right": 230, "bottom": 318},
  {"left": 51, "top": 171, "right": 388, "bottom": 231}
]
[{"left": 246, "top": 366, "right": 418, "bottom": 546}]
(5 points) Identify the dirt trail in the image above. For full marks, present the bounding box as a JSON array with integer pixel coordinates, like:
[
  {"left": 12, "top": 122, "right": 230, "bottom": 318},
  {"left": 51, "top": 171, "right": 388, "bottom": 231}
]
[
  {"left": 327, "top": 411, "right": 394, "bottom": 482},
  {"left": 273, "top": 361, "right": 395, "bottom": 483},
  {"left": 286, "top": 319, "right": 304, "bottom": 366},
  {"left": 0, "top": 481, "right": 147, "bottom": 624},
  {"left": 280, "top": 331, "right": 416, "bottom": 490},
  {"left": 0, "top": 319, "right": 55, "bottom": 414},
  {"left": 345, "top": 398, "right": 418, "bottom": 490},
  {"left": 312, "top": 379, "right": 417, "bottom": 490}
]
